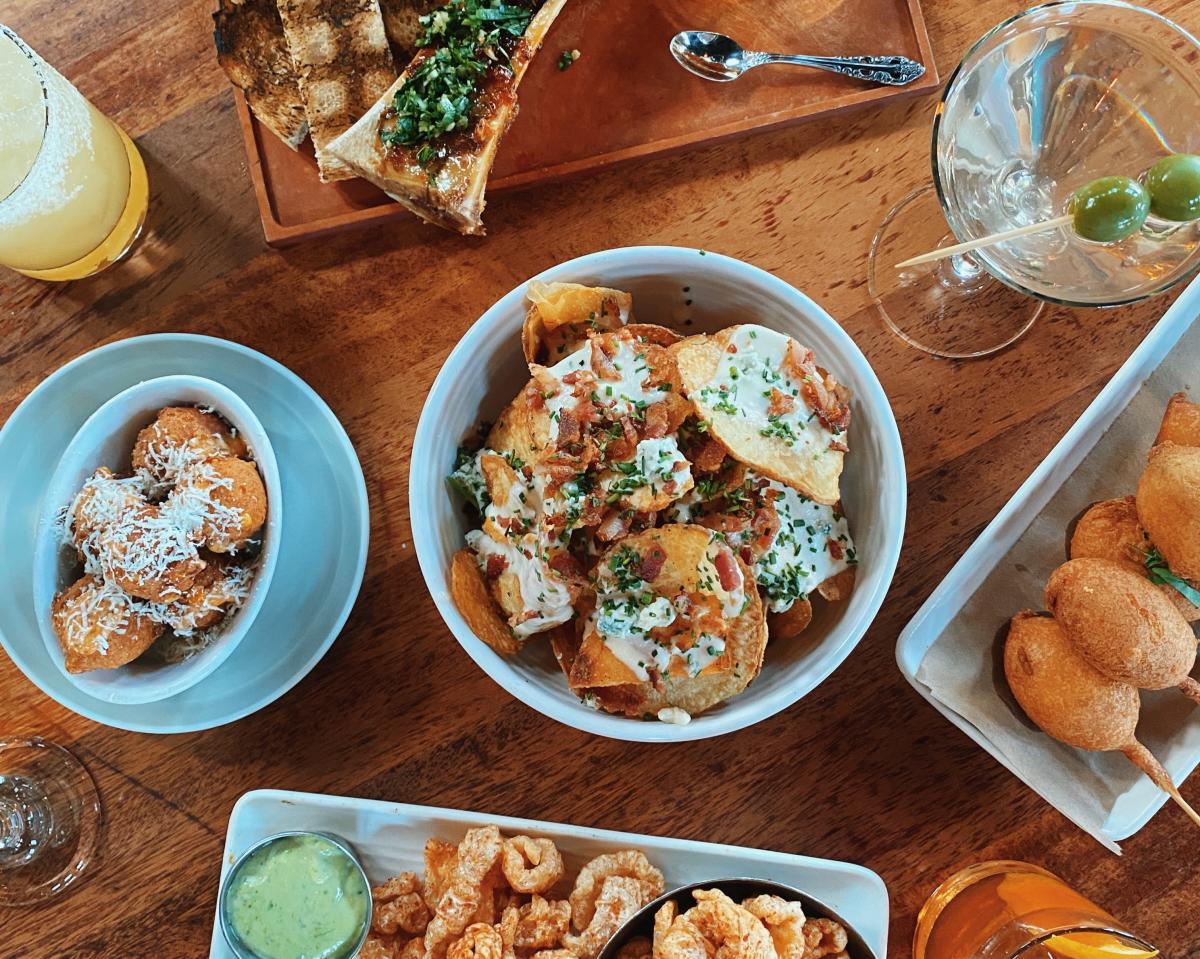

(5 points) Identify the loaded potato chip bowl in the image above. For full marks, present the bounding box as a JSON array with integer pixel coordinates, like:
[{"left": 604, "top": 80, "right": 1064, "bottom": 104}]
[{"left": 411, "top": 247, "right": 905, "bottom": 741}]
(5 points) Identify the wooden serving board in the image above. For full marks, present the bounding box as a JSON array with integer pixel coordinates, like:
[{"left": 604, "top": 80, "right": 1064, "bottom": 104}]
[{"left": 236, "top": 0, "right": 939, "bottom": 245}]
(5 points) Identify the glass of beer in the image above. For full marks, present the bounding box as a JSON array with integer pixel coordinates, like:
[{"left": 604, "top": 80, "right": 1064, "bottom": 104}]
[
  {"left": 913, "top": 861, "right": 1158, "bottom": 959},
  {"left": 0, "top": 25, "right": 148, "bottom": 281}
]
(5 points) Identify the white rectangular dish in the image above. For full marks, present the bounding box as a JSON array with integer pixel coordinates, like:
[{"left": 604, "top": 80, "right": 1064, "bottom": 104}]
[
  {"left": 896, "top": 274, "right": 1200, "bottom": 850},
  {"left": 209, "top": 789, "right": 889, "bottom": 958}
]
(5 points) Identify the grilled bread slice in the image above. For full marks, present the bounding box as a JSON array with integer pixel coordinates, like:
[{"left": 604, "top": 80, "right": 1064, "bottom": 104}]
[
  {"left": 326, "top": 0, "right": 567, "bottom": 234},
  {"left": 275, "top": 0, "right": 397, "bottom": 181},
  {"left": 378, "top": 0, "right": 440, "bottom": 59},
  {"left": 214, "top": 0, "right": 309, "bottom": 150}
]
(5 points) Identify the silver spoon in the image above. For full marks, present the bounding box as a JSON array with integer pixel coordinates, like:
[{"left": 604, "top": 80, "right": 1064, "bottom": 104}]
[{"left": 670, "top": 30, "right": 926, "bottom": 86}]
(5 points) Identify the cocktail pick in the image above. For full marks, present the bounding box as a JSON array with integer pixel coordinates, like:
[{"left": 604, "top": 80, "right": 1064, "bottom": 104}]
[
  {"left": 1123, "top": 740, "right": 1200, "bottom": 830},
  {"left": 896, "top": 157, "right": 1200, "bottom": 270}
]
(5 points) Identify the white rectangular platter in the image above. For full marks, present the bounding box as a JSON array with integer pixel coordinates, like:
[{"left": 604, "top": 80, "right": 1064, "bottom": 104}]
[
  {"left": 896, "top": 274, "right": 1200, "bottom": 849},
  {"left": 209, "top": 789, "right": 889, "bottom": 958}
]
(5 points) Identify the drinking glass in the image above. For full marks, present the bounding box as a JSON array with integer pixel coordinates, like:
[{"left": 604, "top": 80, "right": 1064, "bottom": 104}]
[
  {"left": 868, "top": 1, "right": 1200, "bottom": 359},
  {"left": 0, "top": 737, "right": 102, "bottom": 906},
  {"left": 0, "top": 25, "right": 149, "bottom": 282},
  {"left": 913, "top": 861, "right": 1157, "bottom": 959}
]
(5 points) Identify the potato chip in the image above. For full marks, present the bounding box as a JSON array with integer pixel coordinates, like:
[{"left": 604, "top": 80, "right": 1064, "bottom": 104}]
[
  {"left": 567, "top": 525, "right": 768, "bottom": 718},
  {"left": 672, "top": 325, "right": 850, "bottom": 505},
  {"left": 450, "top": 549, "right": 520, "bottom": 655},
  {"left": 522, "top": 281, "right": 632, "bottom": 365}
]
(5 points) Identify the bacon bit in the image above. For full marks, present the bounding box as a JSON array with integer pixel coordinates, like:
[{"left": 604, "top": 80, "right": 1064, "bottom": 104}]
[
  {"left": 751, "top": 504, "right": 781, "bottom": 549},
  {"left": 726, "top": 344, "right": 738, "bottom": 354},
  {"left": 713, "top": 545, "right": 740, "bottom": 592},
  {"left": 697, "top": 513, "right": 750, "bottom": 534},
  {"left": 828, "top": 538, "right": 845, "bottom": 560},
  {"left": 562, "top": 370, "right": 588, "bottom": 385},
  {"left": 829, "top": 437, "right": 849, "bottom": 453},
  {"left": 739, "top": 546, "right": 753, "bottom": 564},
  {"left": 663, "top": 479, "right": 678, "bottom": 495},
  {"left": 767, "top": 388, "right": 796, "bottom": 417},
  {"left": 548, "top": 551, "right": 585, "bottom": 580},
  {"left": 556, "top": 408, "right": 582, "bottom": 447},
  {"left": 578, "top": 497, "right": 606, "bottom": 528},
  {"left": 643, "top": 401, "right": 670, "bottom": 438},
  {"left": 591, "top": 339, "right": 619, "bottom": 380},
  {"left": 783, "top": 341, "right": 816, "bottom": 377},
  {"left": 485, "top": 554, "right": 508, "bottom": 579},
  {"left": 595, "top": 509, "right": 633, "bottom": 542},
  {"left": 639, "top": 545, "right": 667, "bottom": 582},
  {"left": 690, "top": 435, "right": 727, "bottom": 473},
  {"left": 604, "top": 417, "right": 640, "bottom": 463}
]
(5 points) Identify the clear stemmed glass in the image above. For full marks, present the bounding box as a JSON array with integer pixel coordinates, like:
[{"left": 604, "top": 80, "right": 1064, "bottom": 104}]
[
  {"left": 868, "top": 0, "right": 1200, "bottom": 360},
  {"left": 0, "top": 737, "right": 102, "bottom": 906}
]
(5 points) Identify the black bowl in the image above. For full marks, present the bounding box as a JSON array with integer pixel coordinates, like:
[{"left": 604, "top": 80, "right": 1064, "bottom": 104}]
[{"left": 597, "top": 878, "right": 877, "bottom": 959}]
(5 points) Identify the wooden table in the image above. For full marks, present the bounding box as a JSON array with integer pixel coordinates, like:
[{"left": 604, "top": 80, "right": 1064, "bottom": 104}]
[{"left": 3, "top": 1, "right": 1199, "bottom": 955}]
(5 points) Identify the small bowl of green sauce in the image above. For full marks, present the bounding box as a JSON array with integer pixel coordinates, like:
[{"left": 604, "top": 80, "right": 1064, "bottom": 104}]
[{"left": 219, "top": 831, "right": 371, "bottom": 959}]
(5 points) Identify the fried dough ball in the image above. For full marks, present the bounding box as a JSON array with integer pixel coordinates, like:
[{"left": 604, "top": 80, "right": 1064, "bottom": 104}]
[
  {"left": 68, "top": 467, "right": 146, "bottom": 551},
  {"left": 569, "top": 851, "right": 664, "bottom": 932},
  {"left": 168, "top": 457, "right": 267, "bottom": 553},
  {"left": 132, "top": 406, "right": 247, "bottom": 489},
  {"left": 153, "top": 558, "right": 252, "bottom": 634},
  {"left": 1045, "top": 558, "right": 1196, "bottom": 690},
  {"left": 51, "top": 574, "right": 164, "bottom": 673},
  {"left": 1004, "top": 611, "right": 1142, "bottom": 751},
  {"left": 94, "top": 504, "right": 207, "bottom": 602},
  {"left": 1154, "top": 392, "right": 1200, "bottom": 447},
  {"left": 1070, "top": 496, "right": 1200, "bottom": 621},
  {"left": 1137, "top": 442, "right": 1200, "bottom": 582},
  {"left": 501, "top": 836, "right": 564, "bottom": 894}
]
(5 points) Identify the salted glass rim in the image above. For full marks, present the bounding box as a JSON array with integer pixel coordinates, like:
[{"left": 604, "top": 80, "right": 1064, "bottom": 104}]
[
  {"left": 929, "top": 0, "right": 1200, "bottom": 309},
  {"left": 0, "top": 25, "right": 49, "bottom": 206}
]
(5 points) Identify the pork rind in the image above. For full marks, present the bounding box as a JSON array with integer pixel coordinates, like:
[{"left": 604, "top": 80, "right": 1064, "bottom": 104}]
[
  {"left": 522, "top": 281, "right": 632, "bottom": 365},
  {"left": 672, "top": 325, "right": 850, "bottom": 505}
]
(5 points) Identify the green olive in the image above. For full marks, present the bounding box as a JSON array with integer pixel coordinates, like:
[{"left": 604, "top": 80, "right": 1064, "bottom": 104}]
[
  {"left": 1146, "top": 153, "right": 1200, "bottom": 221},
  {"left": 1069, "top": 176, "right": 1151, "bottom": 242}
]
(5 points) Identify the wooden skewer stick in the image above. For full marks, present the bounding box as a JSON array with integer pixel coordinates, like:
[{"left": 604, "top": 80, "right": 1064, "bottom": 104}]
[
  {"left": 1124, "top": 740, "right": 1200, "bottom": 830},
  {"left": 894, "top": 214, "right": 1074, "bottom": 269}
]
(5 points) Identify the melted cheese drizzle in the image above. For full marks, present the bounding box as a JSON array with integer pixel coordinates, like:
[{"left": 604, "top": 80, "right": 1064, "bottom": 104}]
[
  {"left": 696, "top": 325, "right": 838, "bottom": 462},
  {"left": 753, "top": 473, "right": 854, "bottom": 613}
]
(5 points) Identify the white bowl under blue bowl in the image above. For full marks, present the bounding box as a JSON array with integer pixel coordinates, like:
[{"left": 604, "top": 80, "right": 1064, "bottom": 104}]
[{"left": 410, "top": 246, "right": 906, "bottom": 742}]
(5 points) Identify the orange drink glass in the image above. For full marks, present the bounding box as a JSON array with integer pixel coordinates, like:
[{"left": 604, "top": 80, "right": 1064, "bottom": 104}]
[
  {"left": 0, "top": 25, "right": 148, "bottom": 281},
  {"left": 914, "top": 861, "right": 1157, "bottom": 959}
]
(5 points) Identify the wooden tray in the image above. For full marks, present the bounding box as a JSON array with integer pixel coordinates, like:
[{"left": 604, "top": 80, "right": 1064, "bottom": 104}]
[{"left": 236, "top": 0, "right": 939, "bottom": 246}]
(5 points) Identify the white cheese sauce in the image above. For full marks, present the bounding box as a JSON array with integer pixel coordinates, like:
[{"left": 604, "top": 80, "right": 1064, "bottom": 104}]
[
  {"left": 466, "top": 529, "right": 573, "bottom": 638},
  {"left": 602, "top": 436, "right": 693, "bottom": 504},
  {"left": 695, "top": 325, "right": 837, "bottom": 462},
  {"left": 752, "top": 473, "right": 855, "bottom": 613},
  {"left": 543, "top": 336, "right": 668, "bottom": 440}
]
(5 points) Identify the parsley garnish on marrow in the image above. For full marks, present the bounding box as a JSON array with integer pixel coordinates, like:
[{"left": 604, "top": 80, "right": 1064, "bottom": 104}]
[{"left": 379, "top": 0, "right": 536, "bottom": 168}]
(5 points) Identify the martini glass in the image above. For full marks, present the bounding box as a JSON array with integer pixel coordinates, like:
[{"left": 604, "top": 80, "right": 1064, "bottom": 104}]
[
  {"left": 868, "top": 0, "right": 1200, "bottom": 359},
  {"left": 0, "top": 737, "right": 101, "bottom": 906}
]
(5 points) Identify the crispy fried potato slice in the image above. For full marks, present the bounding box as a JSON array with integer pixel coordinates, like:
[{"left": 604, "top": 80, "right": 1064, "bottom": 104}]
[
  {"left": 450, "top": 548, "right": 520, "bottom": 655},
  {"left": 486, "top": 385, "right": 552, "bottom": 466},
  {"left": 816, "top": 567, "right": 856, "bottom": 603},
  {"left": 522, "top": 282, "right": 632, "bottom": 365},
  {"left": 568, "top": 525, "right": 768, "bottom": 719},
  {"left": 672, "top": 326, "right": 849, "bottom": 505},
  {"left": 1155, "top": 392, "right": 1200, "bottom": 448},
  {"left": 768, "top": 598, "right": 813, "bottom": 642}
]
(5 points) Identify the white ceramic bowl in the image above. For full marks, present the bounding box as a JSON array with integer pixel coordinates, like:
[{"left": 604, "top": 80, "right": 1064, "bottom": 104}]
[
  {"left": 411, "top": 247, "right": 906, "bottom": 741},
  {"left": 32, "top": 375, "right": 282, "bottom": 704}
]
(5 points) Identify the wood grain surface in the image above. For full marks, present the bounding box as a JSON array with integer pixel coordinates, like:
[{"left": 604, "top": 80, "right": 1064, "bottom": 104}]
[{"left": 2, "top": 1, "right": 1199, "bottom": 956}]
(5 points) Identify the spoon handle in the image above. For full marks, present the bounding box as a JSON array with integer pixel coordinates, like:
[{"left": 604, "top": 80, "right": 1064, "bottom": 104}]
[{"left": 754, "top": 52, "right": 925, "bottom": 86}]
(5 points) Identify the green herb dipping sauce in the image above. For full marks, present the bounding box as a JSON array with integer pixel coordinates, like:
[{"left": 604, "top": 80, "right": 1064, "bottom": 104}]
[{"left": 225, "top": 835, "right": 369, "bottom": 959}]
